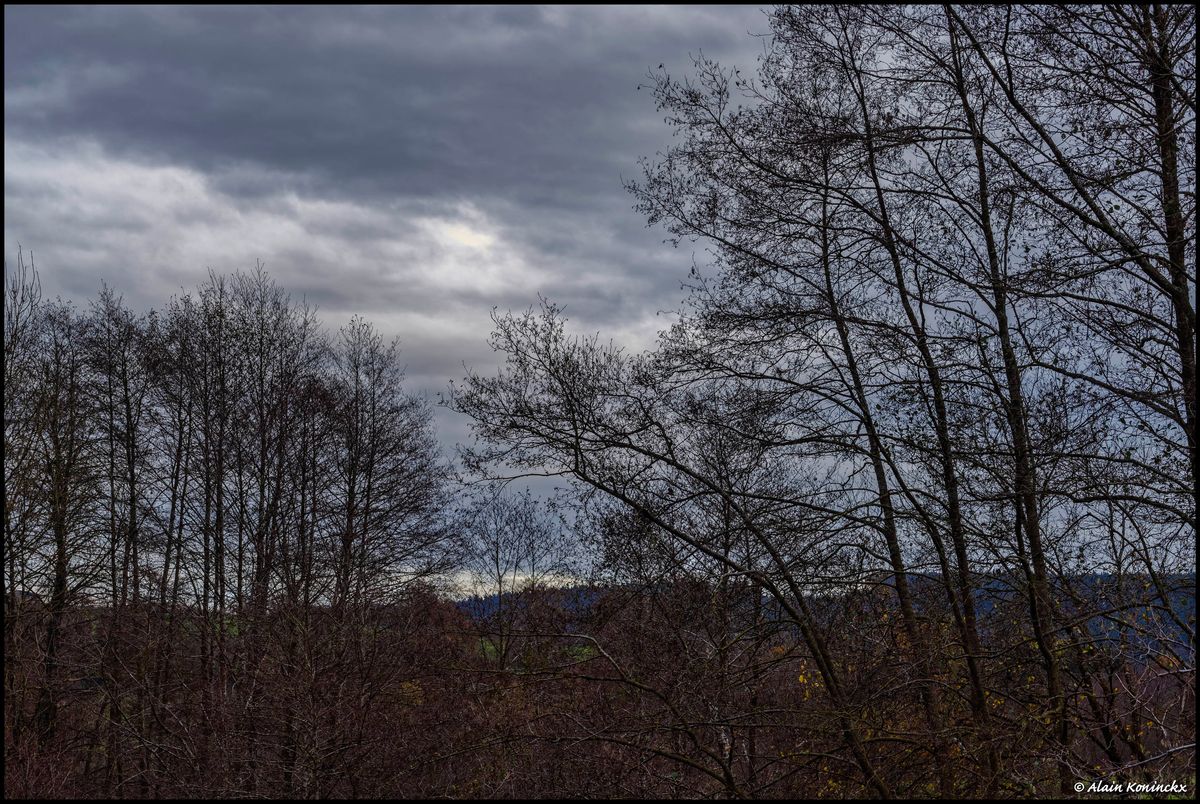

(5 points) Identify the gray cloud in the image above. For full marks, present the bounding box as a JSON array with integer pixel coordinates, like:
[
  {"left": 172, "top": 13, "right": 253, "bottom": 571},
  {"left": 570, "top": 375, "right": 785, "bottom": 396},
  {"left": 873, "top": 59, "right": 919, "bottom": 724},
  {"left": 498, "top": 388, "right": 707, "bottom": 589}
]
[{"left": 4, "top": 4, "right": 768, "bottom": 457}]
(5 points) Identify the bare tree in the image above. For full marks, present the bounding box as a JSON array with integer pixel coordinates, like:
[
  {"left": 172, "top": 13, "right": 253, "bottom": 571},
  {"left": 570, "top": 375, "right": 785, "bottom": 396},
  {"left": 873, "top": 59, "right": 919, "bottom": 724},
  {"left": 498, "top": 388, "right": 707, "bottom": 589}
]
[{"left": 462, "top": 488, "right": 574, "bottom": 670}]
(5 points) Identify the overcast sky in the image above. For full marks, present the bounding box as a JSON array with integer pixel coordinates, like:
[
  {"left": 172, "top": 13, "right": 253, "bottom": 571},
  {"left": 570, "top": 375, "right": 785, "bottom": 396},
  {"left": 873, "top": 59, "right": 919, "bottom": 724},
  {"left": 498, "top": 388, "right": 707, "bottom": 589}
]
[{"left": 4, "top": 4, "right": 768, "bottom": 452}]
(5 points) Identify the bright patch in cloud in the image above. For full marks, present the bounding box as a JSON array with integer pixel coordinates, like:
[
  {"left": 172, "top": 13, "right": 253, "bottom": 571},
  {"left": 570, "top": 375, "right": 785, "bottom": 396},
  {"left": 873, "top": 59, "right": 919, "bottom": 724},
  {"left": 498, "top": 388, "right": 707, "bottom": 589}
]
[{"left": 5, "top": 138, "right": 543, "bottom": 313}]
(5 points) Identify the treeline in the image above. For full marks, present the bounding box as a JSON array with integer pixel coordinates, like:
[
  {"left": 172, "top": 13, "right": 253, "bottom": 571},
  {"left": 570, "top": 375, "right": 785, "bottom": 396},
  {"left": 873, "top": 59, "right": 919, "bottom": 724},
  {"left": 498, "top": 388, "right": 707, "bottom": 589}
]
[
  {"left": 4, "top": 3, "right": 1197, "bottom": 799},
  {"left": 4, "top": 257, "right": 460, "bottom": 795}
]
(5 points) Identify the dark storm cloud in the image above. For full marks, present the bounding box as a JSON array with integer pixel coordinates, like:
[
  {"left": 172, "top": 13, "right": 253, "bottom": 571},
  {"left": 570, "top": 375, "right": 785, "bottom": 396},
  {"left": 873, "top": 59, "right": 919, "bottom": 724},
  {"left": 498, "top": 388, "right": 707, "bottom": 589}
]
[
  {"left": 4, "top": 4, "right": 768, "bottom": 451},
  {"left": 6, "top": 6, "right": 764, "bottom": 207}
]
